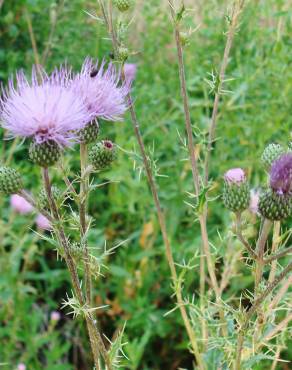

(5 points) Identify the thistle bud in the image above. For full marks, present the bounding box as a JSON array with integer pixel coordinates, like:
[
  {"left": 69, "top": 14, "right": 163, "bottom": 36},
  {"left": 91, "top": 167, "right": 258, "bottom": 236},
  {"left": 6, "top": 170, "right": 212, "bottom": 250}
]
[
  {"left": 258, "top": 189, "right": 291, "bottom": 221},
  {"left": 89, "top": 140, "right": 117, "bottom": 170},
  {"left": 38, "top": 186, "right": 62, "bottom": 210},
  {"left": 114, "top": 0, "right": 132, "bottom": 12},
  {"left": 0, "top": 166, "right": 23, "bottom": 195},
  {"left": 261, "top": 143, "right": 285, "bottom": 170},
  {"left": 180, "top": 32, "right": 190, "bottom": 47},
  {"left": 117, "top": 47, "right": 129, "bottom": 62},
  {"left": 223, "top": 168, "right": 250, "bottom": 213},
  {"left": 77, "top": 120, "right": 99, "bottom": 144},
  {"left": 69, "top": 242, "right": 85, "bottom": 260},
  {"left": 29, "top": 140, "right": 61, "bottom": 167}
]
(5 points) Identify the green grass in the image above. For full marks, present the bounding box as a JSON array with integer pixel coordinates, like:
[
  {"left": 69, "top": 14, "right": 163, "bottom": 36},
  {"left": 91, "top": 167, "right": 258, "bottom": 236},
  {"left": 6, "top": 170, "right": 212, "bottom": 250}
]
[{"left": 0, "top": 0, "right": 291, "bottom": 369}]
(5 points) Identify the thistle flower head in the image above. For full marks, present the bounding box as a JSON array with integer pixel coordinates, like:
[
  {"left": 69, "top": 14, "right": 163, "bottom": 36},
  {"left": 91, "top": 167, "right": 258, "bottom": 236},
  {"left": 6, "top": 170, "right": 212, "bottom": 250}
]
[
  {"left": 36, "top": 214, "right": 52, "bottom": 230},
  {"left": 72, "top": 58, "right": 129, "bottom": 121},
  {"left": 10, "top": 194, "right": 33, "bottom": 214},
  {"left": 124, "top": 63, "right": 137, "bottom": 85},
  {"left": 224, "top": 168, "right": 246, "bottom": 185},
  {"left": 270, "top": 153, "right": 292, "bottom": 195},
  {"left": 50, "top": 310, "right": 61, "bottom": 322},
  {"left": 0, "top": 67, "right": 92, "bottom": 147}
]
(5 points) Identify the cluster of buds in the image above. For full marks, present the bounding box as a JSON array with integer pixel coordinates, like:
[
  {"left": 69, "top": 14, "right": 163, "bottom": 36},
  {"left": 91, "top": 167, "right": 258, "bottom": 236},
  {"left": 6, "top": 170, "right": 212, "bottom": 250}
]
[{"left": 223, "top": 142, "right": 292, "bottom": 221}]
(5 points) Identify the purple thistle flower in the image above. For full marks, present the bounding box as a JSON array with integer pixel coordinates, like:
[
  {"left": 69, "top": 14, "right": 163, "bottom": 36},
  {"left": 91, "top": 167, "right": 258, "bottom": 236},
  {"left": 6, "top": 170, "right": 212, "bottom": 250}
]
[
  {"left": 124, "top": 63, "right": 137, "bottom": 85},
  {"left": 72, "top": 58, "right": 129, "bottom": 121},
  {"left": 10, "top": 194, "right": 33, "bottom": 214},
  {"left": 270, "top": 153, "right": 292, "bottom": 195},
  {"left": 224, "top": 168, "right": 246, "bottom": 185},
  {"left": 0, "top": 67, "right": 92, "bottom": 147}
]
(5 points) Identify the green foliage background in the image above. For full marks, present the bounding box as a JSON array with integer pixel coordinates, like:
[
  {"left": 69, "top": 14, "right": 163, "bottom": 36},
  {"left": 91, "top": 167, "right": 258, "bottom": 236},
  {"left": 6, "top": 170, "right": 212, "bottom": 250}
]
[{"left": 0, "top": 0, "right": 291, "bottom": 369}]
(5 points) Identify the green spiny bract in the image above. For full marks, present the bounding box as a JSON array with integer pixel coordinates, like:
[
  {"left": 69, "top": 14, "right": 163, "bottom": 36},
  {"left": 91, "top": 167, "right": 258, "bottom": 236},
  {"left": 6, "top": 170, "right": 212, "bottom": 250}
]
[
  {"left": 29, "top": 140, "right": 61, "bottom": 167},
  {"left": 77, "top": 120, "right": 99, "bottom": 144},
  {"left": 0, "top": 166, "right": 23, "bottom": 195},
  {"left": 180, "top": 32, "right": 190, "bottom": 47},
  {"left": 114, "top": 0, "right": 132, "bottom": 12},
  {"left": 258, "top": 189, "right": 292, "bottom": 221},
  {"left": 89, "top": 140, "right": 117, "bottom": 170},
  {"left": 69, "top": 242, "right": 85, "bottom": 260},
  {"left": 223, "top": 181, "right": 250, "bottom": 213},
  {"left": 38, "top": 186, "right": 62, "bottom": 210},
  {"left": 288, "top": 142, "right": 292, "bottom": 151},
  {"left": 261, "top": 143, "right": 285, "bottom": 170},
  {"left": 117, "top": 47, "right": 129, "bottom": 62}
]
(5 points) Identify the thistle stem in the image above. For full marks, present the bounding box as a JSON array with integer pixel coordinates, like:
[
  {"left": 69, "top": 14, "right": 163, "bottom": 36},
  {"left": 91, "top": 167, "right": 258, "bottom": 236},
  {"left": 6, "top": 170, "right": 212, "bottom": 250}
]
[
  {"left": 235, "top": 213, "right": 258, "bottom": 259},
  {"left": 168, "top": 0, "right": 227, "bottom": 337},
  {"left": 80, "top": 142, "right": 92, "bottom": 305},
  {"left": 234, "top": 261, "right": 292, "bottom": 370},
  {"left": 254, "top": 219, "right": 272, "bottom": 293},
  {"left": 100, "top": 3, "right": 205, "bottom": 368},
  {"left": 42, "top": 167, "right": 111, "bottom": 370},
  {"left": 204, "top": 0, "right": 245, "bottom": 184}
]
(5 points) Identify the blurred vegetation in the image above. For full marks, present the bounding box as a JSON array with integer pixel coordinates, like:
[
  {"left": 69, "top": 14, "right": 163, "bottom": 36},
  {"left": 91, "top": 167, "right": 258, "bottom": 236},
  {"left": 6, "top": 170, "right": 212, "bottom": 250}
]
[{"left": 0, "top": 0, "right": 291, "bottom": 369}]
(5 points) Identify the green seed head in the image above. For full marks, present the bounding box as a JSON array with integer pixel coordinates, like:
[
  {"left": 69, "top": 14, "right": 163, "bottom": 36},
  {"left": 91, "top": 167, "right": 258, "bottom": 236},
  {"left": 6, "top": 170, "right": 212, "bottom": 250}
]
[
  {"left": 29, "top": 140, "right": 61, "bottom": 167},
  {"left": 261, "top": 143, "right": 285, "bottom": 170},
  {"left": 0, "top": 166, "right": 23, "bottom": 195},
  {"left": 89, "top": 140, "right": 117, "bottom": 170}
]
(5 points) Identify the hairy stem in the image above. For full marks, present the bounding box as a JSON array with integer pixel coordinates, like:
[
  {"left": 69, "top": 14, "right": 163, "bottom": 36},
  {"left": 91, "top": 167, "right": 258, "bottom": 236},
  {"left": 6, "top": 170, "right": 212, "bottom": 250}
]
[
  {"left": 168, "top": 0, "right": 227, "bottom": 337},
  {"left": 234, "top": 261, "right": 292, "bottom": 370},
  {"left": 42, "top": 167, "right": 111, "bottom": 370},
  {"left": 254, "top": 219, "right": 272, "bottom": 293},
  {"left": 204, "top": 0, "right": 244, "bottom": 184},
  {"left": 80, "top": 142, "right": 92, "bottom": 305},
  {"left": 100, "top": 2, "right": 205, "bottom": 368},
  {"left": 235, "top": 213, "right": 258, "bottom": 259}
]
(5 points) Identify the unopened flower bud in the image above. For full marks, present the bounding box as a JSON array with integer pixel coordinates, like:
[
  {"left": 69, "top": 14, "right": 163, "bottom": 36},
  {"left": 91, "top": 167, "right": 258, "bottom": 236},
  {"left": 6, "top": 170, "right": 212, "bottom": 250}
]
[
  {"left": 261, "top": 143, "right": 285, "bottom": 170},
  {"left": 0, "top": 166, "right": 23, "bottom": 195},
  {"left": 223, "top": 168, "right": 250, "bottom": 213},
  {"left": 114, "top": 0, "right": 133, "bottom": 12},
  {"left": 117, "top": 47, "right": 129, "bottom": 62},
  {"left": 69, "top": 242, "right": 85, "bottom": 259},
  {"left": 77, "top": 120, "right": 99, "bottom": 144},
  {"left": 180, "top": 32, "right": 190, "bottom": 47},
  {"left": 89, "top": 140, "right": 117, "bottom": 170},
  {"left": 29, "top": 140, "right": 61, "bottom": 167}
]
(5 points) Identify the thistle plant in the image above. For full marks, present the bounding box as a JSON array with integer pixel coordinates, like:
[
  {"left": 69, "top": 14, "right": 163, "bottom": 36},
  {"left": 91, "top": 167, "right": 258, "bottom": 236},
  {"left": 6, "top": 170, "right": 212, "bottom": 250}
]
[{"left": 0, "top": 62, "right": 129, "bottom": 369}]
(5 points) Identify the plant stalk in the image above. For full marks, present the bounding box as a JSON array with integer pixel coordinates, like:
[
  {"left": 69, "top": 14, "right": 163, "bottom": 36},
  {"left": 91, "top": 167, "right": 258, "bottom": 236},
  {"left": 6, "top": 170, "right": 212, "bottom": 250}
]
[
  {"left": 42, "top": 167, "right": 111, "bottom": 370},
  {"left": 80, "top": 142, "right": 92, "bottom": 305}
]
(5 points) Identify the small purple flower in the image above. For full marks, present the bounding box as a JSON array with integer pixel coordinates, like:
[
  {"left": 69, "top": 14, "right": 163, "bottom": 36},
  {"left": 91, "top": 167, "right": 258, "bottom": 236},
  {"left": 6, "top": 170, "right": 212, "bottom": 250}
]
[
  {"left": 270, "top": 153, "right": 292, "bottom": 194},
  {"left": 72, "top": 58, "right": 129, "bottom": 121},
  {"left": 36, "top": 214, "right": 52, "bottom": 230},
  {"left": 50, "top": 310, "right": 61, "bottom": 322},
  {"left": 17, "top": 364, "right": 26, "bottom": 370},
  {"left": 224, "top": 168, "right": 246, "bottom": 185},
  {"left": 124, "top": 63, "right": 137, "bottom": 85},
  {"left": 249, "top": 189, "right": 260, "bottom": 214},
  {"left": 10, "top": 194, "right": 33, "bottom": 214},
  {"left": 0, "top": 67, "right": 92, "bottom": 147}
]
